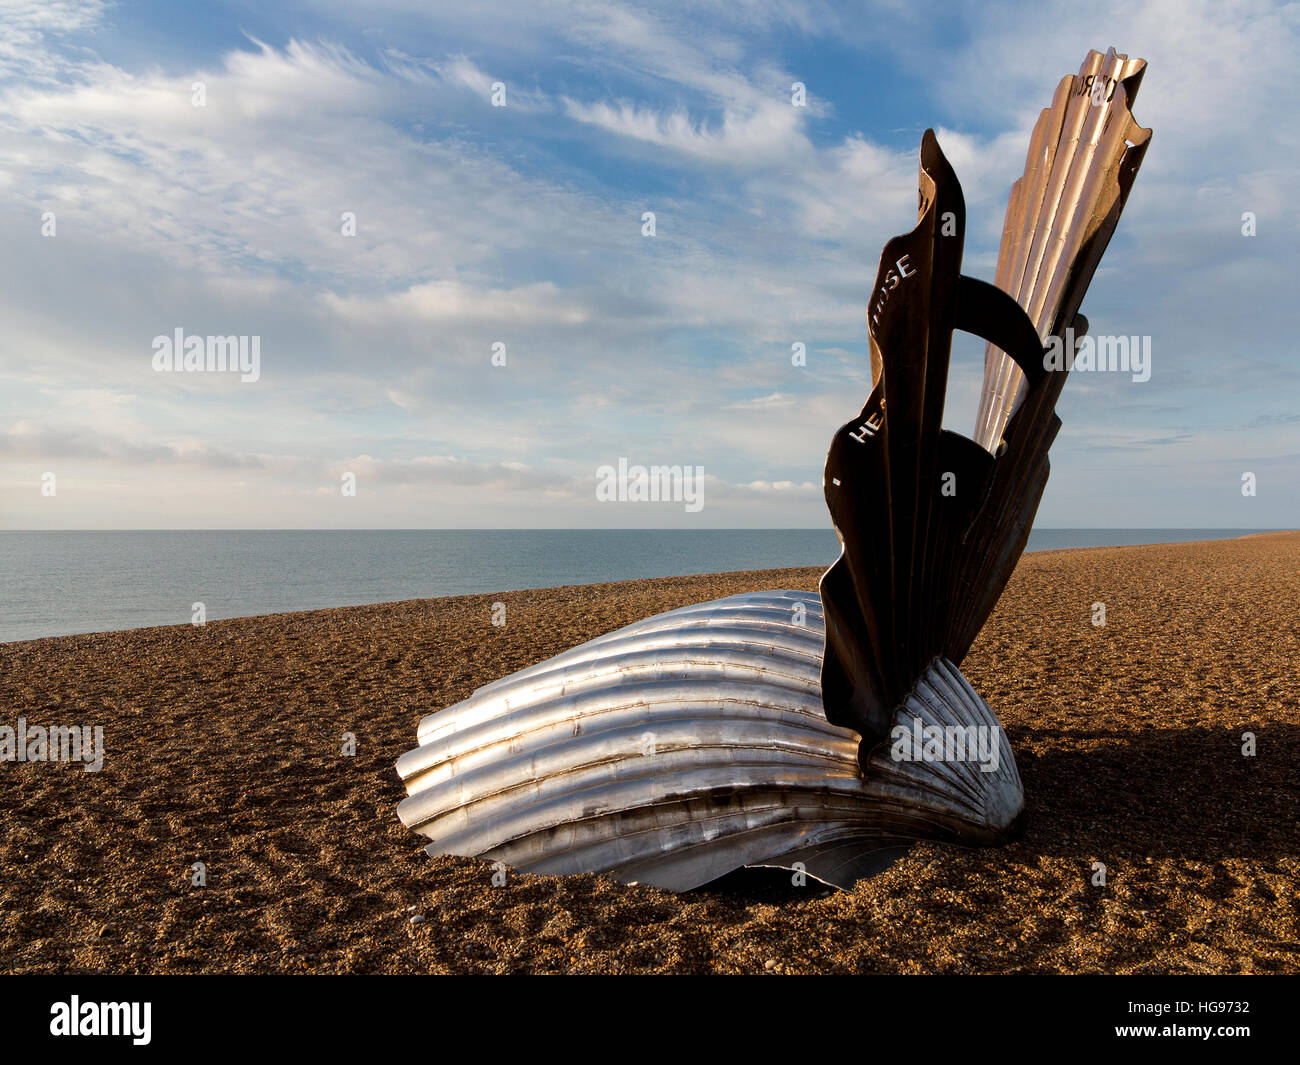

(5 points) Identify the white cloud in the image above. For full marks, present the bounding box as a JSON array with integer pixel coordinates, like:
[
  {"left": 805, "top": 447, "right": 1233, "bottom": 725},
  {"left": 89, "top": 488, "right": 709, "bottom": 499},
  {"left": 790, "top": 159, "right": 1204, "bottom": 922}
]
[
  {"left": 324, "top": 280, "right": 591, "bottom": 326},
  {"left": 0, "top": 0, "right": 1295, "bottom": 529},
  {"left": 562, "top": 95, "right": 809, "bottom": 165}
]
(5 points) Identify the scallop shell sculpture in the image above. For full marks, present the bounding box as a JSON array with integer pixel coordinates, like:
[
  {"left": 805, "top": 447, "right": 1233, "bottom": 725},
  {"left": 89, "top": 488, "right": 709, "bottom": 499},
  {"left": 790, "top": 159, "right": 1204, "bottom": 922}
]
[
  {"left": 397, "top": 49, "right": 1149, "bottom": 890},
  {"left": 397, "top": 592, "right": 1022, "bottom": 890}
]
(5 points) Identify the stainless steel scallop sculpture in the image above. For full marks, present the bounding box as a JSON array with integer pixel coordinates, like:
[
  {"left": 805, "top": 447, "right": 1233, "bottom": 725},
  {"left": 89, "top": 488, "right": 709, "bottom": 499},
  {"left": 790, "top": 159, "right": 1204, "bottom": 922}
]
[{"left": 397, "top": 49, "right": 1151, "bottom": 891}]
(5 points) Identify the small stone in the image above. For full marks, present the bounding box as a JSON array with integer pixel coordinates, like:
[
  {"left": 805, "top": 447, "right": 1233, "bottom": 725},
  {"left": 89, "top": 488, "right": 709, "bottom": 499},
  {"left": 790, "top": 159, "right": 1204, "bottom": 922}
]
[
  {"left": 409, "top": 914, "right": 426, "bottom": 925},
  {"left": 97, "top": 924, "right": 111, "bottom": 937},
  {"left": 764, "top": 959, "right": 777, "bottom": 971}
]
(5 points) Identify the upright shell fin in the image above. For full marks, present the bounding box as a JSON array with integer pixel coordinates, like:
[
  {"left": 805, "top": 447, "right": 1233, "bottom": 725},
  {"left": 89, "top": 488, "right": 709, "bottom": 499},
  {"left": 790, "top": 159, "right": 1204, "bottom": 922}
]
[
  {"left": 974, "top": 47, "right": 1151, "bottom": 452},
  {"left": 819, "top": 130, "right": 1062, "bottom": 751}
]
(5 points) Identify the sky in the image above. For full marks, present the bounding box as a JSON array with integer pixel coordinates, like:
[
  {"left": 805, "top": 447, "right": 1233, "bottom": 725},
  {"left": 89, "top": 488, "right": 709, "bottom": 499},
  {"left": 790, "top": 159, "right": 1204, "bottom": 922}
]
[{"left": 0, "top": 0, "right": 1296, "bottom": 529}]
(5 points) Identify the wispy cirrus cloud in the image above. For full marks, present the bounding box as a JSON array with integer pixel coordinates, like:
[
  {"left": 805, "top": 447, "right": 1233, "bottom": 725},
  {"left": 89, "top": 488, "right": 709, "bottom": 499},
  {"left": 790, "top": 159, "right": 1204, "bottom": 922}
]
[{"left": 0, "top": 0, "right": 1295, "bottom": 529}]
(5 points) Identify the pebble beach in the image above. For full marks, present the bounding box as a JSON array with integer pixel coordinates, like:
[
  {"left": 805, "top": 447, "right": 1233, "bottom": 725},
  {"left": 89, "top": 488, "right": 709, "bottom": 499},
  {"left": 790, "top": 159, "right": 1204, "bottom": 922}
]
[{"left": 1, "top": 532, "right": 1297, "bottom": 974}]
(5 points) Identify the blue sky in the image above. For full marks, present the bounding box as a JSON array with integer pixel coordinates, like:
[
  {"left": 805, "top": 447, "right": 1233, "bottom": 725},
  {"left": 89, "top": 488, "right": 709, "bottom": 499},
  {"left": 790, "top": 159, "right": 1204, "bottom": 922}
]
[{"left": 0, "top": 0, "right": 1296, "bottom": 529}]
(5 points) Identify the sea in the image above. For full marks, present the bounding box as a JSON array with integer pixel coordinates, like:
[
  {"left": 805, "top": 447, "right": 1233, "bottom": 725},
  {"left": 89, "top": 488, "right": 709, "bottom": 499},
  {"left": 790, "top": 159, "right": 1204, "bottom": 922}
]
[{"left": 0, "top": 529, "right": 1275, "bottom": 643}]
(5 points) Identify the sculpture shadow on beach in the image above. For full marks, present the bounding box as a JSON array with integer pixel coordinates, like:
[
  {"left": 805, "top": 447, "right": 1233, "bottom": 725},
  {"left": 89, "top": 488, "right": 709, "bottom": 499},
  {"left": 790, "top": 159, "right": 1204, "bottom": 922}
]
[
  {"left": 1012, "top": 724, "right": 1299, "bottom": 862},
  {"left": 703, "top": 722, "right": 1295, "bottom": 901}
]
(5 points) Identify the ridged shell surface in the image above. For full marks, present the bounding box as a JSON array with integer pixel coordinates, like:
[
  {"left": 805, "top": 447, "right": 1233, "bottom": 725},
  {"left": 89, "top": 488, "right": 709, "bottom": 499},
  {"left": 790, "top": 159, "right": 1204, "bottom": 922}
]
[
  {"left": 397, "top": 591, "right": 1023, "bottom": 891},
  {"left": 974, "top": 46, "right": 1151, "bottom": 451}
]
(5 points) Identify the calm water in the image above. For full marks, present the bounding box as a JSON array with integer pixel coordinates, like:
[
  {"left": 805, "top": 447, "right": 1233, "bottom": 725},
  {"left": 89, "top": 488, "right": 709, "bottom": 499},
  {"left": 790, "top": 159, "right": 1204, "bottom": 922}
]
[{"left": 0, "top": 529, "right": 1273, "bottom": 643}]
